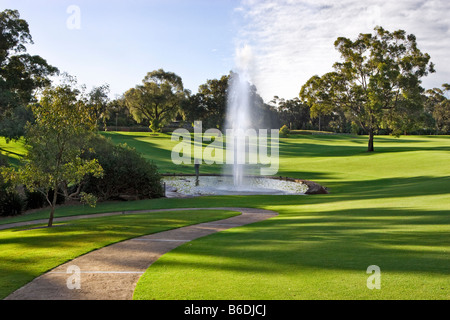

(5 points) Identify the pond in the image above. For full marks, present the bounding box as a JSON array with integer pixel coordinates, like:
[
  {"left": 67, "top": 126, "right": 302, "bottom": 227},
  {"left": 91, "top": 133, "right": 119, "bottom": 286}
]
[{"left": 162, "top": 175, "right": 309, "bottom": 197}]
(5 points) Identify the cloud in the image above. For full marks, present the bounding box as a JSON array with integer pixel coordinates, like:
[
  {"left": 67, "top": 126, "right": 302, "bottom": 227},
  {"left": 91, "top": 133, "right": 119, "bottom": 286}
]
[{"left": 234, "top": 0, "right": 450, "bottom": 101}]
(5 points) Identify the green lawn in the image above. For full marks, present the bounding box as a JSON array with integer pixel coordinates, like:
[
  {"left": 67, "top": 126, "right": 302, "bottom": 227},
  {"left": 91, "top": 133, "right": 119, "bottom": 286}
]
[
  {"left": 0, "top": 132, "right": 449, "bottom": 299},
  {"left": 0, "top": 137, "right": 27, "bottom": 168},
  {"left": 0, "top": 209, "right": 239, "bottom": 299}
]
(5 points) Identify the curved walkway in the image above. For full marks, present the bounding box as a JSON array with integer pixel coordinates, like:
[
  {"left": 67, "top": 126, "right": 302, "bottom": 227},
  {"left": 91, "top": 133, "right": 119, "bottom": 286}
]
[{"left": 4, "top": 207, "right": 278, "bottom": 300}]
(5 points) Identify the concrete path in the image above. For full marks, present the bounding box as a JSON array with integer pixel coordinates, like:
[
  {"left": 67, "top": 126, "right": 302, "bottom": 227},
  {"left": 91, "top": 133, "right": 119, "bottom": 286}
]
[{"left": 4, "top": 207, "right": 278, "bottom": 300}]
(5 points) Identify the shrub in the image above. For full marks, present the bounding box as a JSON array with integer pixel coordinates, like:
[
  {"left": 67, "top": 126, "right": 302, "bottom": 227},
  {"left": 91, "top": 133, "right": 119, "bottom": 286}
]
[
  {"left": 81, "top": 135, "right": 164, "bottom": 201},
  {"left": 279, "top": 125, "right": 290, "bottom": 137},
  {"left": 0, "top": 155, "right": 24, "bottom": 216},
  {"left": 149, "top": 118, "right": 162, "bottom": 133},
  {"left": 0, "top": 191, "right": 24, "bottom": 216},
  {"left": 24, "top": 188, "right": 66, "bottom": 210},
  {"left": 24, "top": 189, "right": 46, "bottom": 210}
]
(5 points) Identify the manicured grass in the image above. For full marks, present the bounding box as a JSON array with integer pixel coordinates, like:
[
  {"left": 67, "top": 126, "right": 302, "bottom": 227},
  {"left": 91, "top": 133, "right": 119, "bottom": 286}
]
[
  {"left": 102, "top": 132, "right": 447, "bottom": 300},
  {"left": 0, "top": 132, "right": 449, "bottom": 299},
  {"left": 289, "top": 129, "right": 336, "bottom": 135},
  {"left": 99, "top": 131, "right": 224, "bottom": 174},
  {"left": 0, "top": 137, "right": 27, "bottom": 167},
  {"left": 134, "top": 196, "right": 449, "bottom": 299},
  {"left": 0, "top": 209, "right": 239, "bottom": 299}
]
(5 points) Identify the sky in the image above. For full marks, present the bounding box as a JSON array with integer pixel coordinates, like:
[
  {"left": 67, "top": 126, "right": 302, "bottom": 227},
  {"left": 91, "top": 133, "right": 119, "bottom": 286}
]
[{"left": 2, "top": 0, "right": 449, "bottom": 102}]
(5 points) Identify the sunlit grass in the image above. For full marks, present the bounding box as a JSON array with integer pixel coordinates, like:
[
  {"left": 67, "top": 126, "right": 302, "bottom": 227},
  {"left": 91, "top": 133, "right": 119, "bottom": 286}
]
[
  {"left": 0, "top": 137, "right": 27, "bottom": 167},
  {"left": 0, "top": 209, "right": 239, "bottom": 299},
  {"left": 0, "top": 133, "right": 449, "bottom": 299}
]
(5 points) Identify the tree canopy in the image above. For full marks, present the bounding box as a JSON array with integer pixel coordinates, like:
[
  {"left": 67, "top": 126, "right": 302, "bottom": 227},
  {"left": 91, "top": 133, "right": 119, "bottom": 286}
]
[
  {"left": 2, "top": 82, "right": 103, "bottom": 226},
  {"left": 300, "top": 26, "right": 435, "bottom": 151},
  {"left": 181, "top": 74, "right": 230, "bottom": 129},
  {"left": 124, "top": 69, "right": 186, "bottom": 132},
  {"left": 425, "top": 84, "right": 450, "bottom": 134},
  {"left": 0, "top": 9, "right": 59, "bottom": 139}
]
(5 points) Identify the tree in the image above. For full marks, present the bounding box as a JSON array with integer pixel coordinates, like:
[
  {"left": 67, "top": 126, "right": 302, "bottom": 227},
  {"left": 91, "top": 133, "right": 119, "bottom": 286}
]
[
  {"left": 180, "top": 91, "right": 206, "bottom": 127},
  {"left": 0, "top": 154, "right": 23, "bottom": 216},
  {"left": 271, "top": 96, "right": 311, "bottom": 130},
  {"left": 227, "top": 71, "right": 276, "bottom": 129},
  {"left": 124, "top": 69, "right": 185, "bottom": 132},
  {"left": 195, "top": 74, "right": 229, "bottom": 129},
  {"left": 86, "top": 84, "right": 110, "bottom": 130},
  {"left": 181, "top": 72, "right": 277, "bottom": 130},
  {"left": 2, "top": 82, "right": 103, "bottom": 227},
  {"left": 81, "top": 134, "right": 163, "bottom": 201},
  {"left": 300, "top": 26, "right": 435, "bottom": 151},
  {"left": 179, "top": 75, "right": 230, "bottom": 130},
  {"left": 299, "top": 73, "right": 337, "bottom": 132},
  {"left": 104, "top": 97, "right": 137, "bottom": 129},
  {"left": 181, "top": 73, "right": 248, "bottom": 130},
  {"left": 0, "top": 9, "right": 59, "bottom": 139},
  {"left": 425, "top": 84, "right": 450, "bottom": 134}
]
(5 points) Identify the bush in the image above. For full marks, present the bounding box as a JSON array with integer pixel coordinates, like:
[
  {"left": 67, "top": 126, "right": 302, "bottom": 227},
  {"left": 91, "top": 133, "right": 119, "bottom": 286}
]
[
  {"left": 149, "top": 118, "right": 162, "bottom": 133},
  {"left": 0, "top": 155, "right": 24, "bottom": 216},
  {"left": 0, "top": 191, "right": 24, "bottom": 216},
  {"left": 24, "top": 188, "right": 65, "bottom": 210},
  {"left": 81, "top": 135, "right": 164, "bottom": 201},
  {"left": 279, "top": 125, "right": 290, "bottom": 137},
  {"left": 24, "top": 189, "right": 46, "bottom": 210},
  {"left": 48, "top": 188, "right": 66, "bottom": 205}
]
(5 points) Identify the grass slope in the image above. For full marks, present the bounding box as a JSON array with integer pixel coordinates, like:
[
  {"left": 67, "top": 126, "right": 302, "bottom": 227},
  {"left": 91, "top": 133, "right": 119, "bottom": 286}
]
[
  {"left": 1, "top": 132, "right": 449, "bottom": 299},
  {"left": 0, "top": 210, "right": 239, "bottom": 299},
  {"left": 0, "top": 137, "right": 27, "bottom": 168},
  {"left": 114, "top": 133, "right": 448, "bottom": 300}
]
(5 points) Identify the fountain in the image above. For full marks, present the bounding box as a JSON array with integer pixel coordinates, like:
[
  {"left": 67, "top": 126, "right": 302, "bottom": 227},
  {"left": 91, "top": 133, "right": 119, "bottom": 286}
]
[
  {"left": 224, "top": 45, "right": 261, "bottom": 189},
  {"left": 163, "top": 174, "right": 309, "bottom": 197},
  {"left": 164, "top": 45, "right": 328, "bottom": 197}
]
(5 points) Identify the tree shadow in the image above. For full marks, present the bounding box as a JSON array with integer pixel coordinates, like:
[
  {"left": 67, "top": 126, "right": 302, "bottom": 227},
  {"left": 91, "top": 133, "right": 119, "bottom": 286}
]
[
  {"left": 278, "top": 140, "right": 450, "bottom": 158},
  {"left": 325, "top": 175, "right": 450, "bottom": 200},
  {"left": 147, "top": 206, "right": 449, "bottom": 277}
]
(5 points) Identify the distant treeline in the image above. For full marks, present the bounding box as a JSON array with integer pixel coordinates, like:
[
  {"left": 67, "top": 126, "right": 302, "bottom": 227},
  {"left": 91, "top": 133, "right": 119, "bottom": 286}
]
[
  {"left": 100, "top": 80, "right": 449, "bottom": 136},
  {"left": 1, "top": 9, "right": 448, "bottom": 140}
]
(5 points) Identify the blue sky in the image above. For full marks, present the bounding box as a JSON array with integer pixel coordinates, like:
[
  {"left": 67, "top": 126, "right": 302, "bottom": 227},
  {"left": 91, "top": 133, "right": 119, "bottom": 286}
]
[
  {"left": 1, "top": 0, "right": 241, "bottom": 98},
  {"left": 2, "top": 0, "right": 449, "bottom": 102}
]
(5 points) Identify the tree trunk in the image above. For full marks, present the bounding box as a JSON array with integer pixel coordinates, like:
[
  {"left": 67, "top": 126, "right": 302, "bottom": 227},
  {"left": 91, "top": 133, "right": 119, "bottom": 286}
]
[
  {"left": 48, "top": 184, "right": 58, "bottom": 227},
  {"left": 368, "top": 129, "right": 374, "bottom": 152},
  {"left": 48, "top": 205, "right": 55, "bottom": 228}
]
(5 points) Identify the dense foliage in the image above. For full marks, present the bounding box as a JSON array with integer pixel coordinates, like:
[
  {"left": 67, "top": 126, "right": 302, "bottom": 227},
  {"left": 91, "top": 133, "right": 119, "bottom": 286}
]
[
  {"left": 0, "top": 8, "right": 448, "bottom": 218},
  {"left": 0, "top": 9, "right": 59, "bottom": 140},
  {"left": 81, "top": 135, "right": 164, "bottom": 201},
  {"left": 124, "top": 69, "right": 187, "bottom": 132},
  {"left": 0, "top": 155, "right": 22, "bottom": 216},
  {"left": 300, "top": 27, "right": 436, "bottom": 151}
]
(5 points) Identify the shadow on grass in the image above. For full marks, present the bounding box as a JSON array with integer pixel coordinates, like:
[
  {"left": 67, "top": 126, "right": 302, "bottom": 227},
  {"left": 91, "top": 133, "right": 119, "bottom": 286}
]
[
  {"left": 152, "top": 175, "right": 450, "bottom": 208},
  {"left": 0, "top": 210, "right": 239, "bottom": 299},
  {"left": 279, "top": 140, "right": 450, "bottom": 158},
  {"left": 327, "top": 175, "right": 450, "bottom": 198},
  {"left": 1, "top": 174, "right": 447, "bottom": 227},
  {"left": 104, "top": 132, "right": 224, "bottom": 174},
  {"left": 146, "top": 206, "right": 449, "bottom": 276}
]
